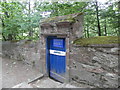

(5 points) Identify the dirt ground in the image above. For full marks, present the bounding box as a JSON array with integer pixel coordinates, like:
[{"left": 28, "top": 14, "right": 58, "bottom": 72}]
[
  {"left": 1, "top": 57, "right": 93, "bottom": 88},
  {"left": 2, "top": 57, "right": 42, "bottom": 88},
  {"left": 1, "top": 57, "right": 79, "bottom": 88}
]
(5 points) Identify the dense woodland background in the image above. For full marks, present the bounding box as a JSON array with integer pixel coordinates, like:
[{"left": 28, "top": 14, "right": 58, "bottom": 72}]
[{"left": 0, "top": 0, "right": 119, "bottom": 41}]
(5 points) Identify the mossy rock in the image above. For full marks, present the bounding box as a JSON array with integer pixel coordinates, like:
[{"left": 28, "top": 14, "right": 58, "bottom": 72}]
[
  {"left": 74, "top": 36, "right": 119, "bottom": 46},
  {"left": 24, "top": 40, "right": 32, "bottom": 44},
  {"left": 10, "top": 40, "right": 20, "bottom": 43},
  {"left": 41, "top": 13, "right": 83, "bottom": 24}
]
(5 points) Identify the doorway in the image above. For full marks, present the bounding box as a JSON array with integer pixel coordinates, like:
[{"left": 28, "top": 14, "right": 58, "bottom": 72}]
[{"left": 46, "top": 36, "right": 66, "bottom": 82}]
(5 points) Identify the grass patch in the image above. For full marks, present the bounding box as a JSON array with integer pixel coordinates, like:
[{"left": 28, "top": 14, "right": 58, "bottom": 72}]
[{"left": 74, "top": 36, "right": 119, "bottom": 46}]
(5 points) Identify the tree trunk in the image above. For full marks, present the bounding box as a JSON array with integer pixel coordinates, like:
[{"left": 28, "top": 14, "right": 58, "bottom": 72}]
[
  {"left": 95, "top": 1, "right": 101, "bottom": 36},
  {"left": 84, "top": 27, "right": 87, "bottom": 38},
  {"left": 1, "top": 18, "right": 7, "bottom": 41},
  {"left": 2, "top": 33, "right": 7, "bottom": 41},
  {"left": 2, "top": 0, "right": 14, "bottom": 41},
  {"left": 117, "top": 15, "right": 119, "bottom": 36},
  {"left": 7, "top": 34, "right": 13, "bottom": 41},
  {"left": 28, "top": 0, "right": 33, "bottom": 37},
  {"left": 104, "top": 18, "right": 107, "bottom": 36},
  {"left": 86, "top": 24, "right": 89, "bottom": 38}
]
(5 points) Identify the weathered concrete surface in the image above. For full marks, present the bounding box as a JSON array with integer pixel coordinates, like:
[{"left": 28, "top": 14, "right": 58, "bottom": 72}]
[
  {"left": 13, "top": 77, "right": 82, "bottom": 88},
  {"left": 30, "top": 77, "right": 79, "bottom": 88},
  {"left": 0, "top": 41, "right": 2, "bottom": 90},
  {"left": 0, "top": 57, "right": 2, "bottom": 90},
  {"left": 2, "top": 57, "right": 42, "bottom": 88},
  {"left": 12, "top": 82, "right": 33, "bottom": 88},
  {"left": 70, "top": 46, "right": 119, "bottom": 88},
  {"left": 39, "top": 13, "right": 84, "bottom": 83},
  {"left": 2, "top": 40, "right": 119, "bottom": 88},
  {"left": 2, "top": 40, "right": 41, "bottom": 71}
]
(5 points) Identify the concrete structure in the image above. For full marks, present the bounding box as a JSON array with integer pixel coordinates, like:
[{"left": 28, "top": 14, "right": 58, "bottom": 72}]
[
  {"left": 2, "top": 40, "right": 119, "bottom": 88},
  {"left": 39, "top": 13, "right": 83, "bottom": 83},
  {"left": 2, "top": 13, "right": 119, "bottom": 88}
]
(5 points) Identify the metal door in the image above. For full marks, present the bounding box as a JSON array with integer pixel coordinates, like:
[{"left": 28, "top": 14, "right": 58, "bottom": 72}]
[{"left": 46, "top": 36, "right": 66, "bottom": 82}]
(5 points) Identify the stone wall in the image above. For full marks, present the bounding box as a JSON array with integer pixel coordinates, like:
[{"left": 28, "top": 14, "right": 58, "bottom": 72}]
[
  {"left": 2, "top": 40, "right": 41, "bottom": 70},
  {"left": 70, "top": 44, "right": 119, "bottom": 88},
  {"left": 2, "top": 40, "right": 119, "bottom": 88}
]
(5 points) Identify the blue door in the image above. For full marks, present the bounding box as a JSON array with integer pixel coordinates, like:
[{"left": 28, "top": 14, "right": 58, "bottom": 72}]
[{"left": 46, "top": 36, "right": 66, "bottom": 82}]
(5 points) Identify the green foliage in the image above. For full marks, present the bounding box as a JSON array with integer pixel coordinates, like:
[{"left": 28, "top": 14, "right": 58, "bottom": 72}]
[
  {"left": 37, "top": 2, "right": 87, "bottom": 17},
  {"left": 1, "top": 2, "right": 23, "bottom": 40},
  {"left": 0, "top": 0, "right": 119, "bottom": 41},
  {"left": 83, "top": 0, "right": 119, "bottom": 38},
  {"left": 1, "top": 1, "right": 41, "bottom": 41}
]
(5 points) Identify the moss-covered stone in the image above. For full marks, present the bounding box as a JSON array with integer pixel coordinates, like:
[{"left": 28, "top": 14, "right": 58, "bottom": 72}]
[
  {"left": 11, "top": 40, "right": 19, "bottom": 43},
  {"left": 40, "top": 13, "right": 83, "bottom": 24},
  {"left": 74, "top": 36, "right": 119, "bottom": 46}
]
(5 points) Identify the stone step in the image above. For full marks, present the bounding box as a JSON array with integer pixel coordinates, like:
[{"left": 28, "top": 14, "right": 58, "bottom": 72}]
[{"left": 12, "top": 82, "right": 33, "bottom": 88}]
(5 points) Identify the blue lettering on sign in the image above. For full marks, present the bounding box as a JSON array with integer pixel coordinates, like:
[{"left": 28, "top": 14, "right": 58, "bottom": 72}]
[{"left": 53, "top": 39, "right": 63, "bottom": 48}]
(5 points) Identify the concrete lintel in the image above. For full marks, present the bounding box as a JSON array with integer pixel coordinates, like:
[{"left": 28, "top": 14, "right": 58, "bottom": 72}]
[{"left": 41, "top": 33, "right": 68, "bottom": 37}]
